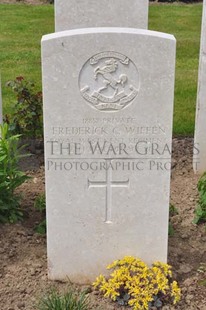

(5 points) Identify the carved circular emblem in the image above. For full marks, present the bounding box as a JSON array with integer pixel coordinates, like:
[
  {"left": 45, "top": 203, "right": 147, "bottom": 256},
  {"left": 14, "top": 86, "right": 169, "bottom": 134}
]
[{"left": 79, "top": 51, "right": 140, "bottom": 112}]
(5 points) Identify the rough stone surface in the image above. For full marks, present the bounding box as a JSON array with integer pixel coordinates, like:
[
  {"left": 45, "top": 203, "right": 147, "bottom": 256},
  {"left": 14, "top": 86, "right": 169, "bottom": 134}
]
[
  {"left": 42, "top": 28, "right": 176, "bottom": 283},
  {"left": 194, "top": 0, "right": 206, "bottom": 174},
  {"left": 55, "top": 0, "right": 149, "bottom": 31}
]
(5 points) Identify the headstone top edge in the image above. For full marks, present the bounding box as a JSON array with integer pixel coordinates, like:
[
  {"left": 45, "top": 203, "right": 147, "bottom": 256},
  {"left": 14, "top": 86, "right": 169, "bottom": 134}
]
[
  {"left": 42, "top": 28, "right": 176, "bottom": 43},
  {"left": 54, "top": 0, "right": 149, "bottom": 32}
]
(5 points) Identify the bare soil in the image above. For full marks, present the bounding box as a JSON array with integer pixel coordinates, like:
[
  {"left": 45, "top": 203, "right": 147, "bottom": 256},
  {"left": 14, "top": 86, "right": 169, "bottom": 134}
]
[{"left": 0, "top": 138, "right": 206, "bottom": 310}]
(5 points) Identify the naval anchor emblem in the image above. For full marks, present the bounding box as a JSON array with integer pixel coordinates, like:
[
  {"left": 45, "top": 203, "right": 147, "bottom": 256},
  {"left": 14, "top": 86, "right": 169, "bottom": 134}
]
[{"left": 79, "top": 51, "right": 140, "bottom": 111}]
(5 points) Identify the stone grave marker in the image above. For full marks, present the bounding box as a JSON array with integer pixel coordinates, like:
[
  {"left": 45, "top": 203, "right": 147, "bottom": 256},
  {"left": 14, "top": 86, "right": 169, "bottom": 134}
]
[
  {"left": 194, "top": 0, "right": 206, "bottom": 174},
  {"left": 42, "top": 28, "right": 176, "bottom": 283},
  {"left": 55, "top": 0, "right": 149, "bottom": 32}
]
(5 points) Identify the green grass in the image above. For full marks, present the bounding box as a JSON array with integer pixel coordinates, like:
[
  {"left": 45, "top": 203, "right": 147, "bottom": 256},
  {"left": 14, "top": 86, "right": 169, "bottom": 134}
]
[
  {"left": 149, "top": 3, "right": 202, "bottom": 135},
  {"left": 0, "top": 4, "right": 54, "bottom": 114},
  {"left": 37, "top": 289, "right": 89, "bottom": 310},
  {"left": 0, "top": 3, "right": 203, "bottom": 135}
]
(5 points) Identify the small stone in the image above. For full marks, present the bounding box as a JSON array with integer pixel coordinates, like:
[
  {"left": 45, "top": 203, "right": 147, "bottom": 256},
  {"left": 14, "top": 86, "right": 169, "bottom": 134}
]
[
  {"left": 183, "top": 278, "right": 194, "bottom": 287},
  {"left": 41, "top": 275, "right": 47, "bottom": 281},
  {"left": 30, "top": 268, "right": 36, "bottom": 276},
  {"left": 185, "top": 294, "right": 193, "bottom": 305},
  {"left": 17, "top": 302, "right": 25, "bottom": 308},
  {"left": 33, "top": 263, "right": 43, "bottom": 269},
  {"left": 178, "top": 264, "right": 192, "bottom": 274},
  {"left": 106, "top": 306, "right": 114, "bottom": 310},
  {"left": 92, "top": 290, "right": 99, "bottom": 295},
  {"left": 8, "top": 251, "right": 15, "bottom": 258},
  {"left": 181, "top": 233, "right": 189, "bottom": 239},
  {"left": 16, "top": 231, "right": 26, "bottom": 236},
  {"left": 182, "top": 156, "right": 187, "bottom": 162}
]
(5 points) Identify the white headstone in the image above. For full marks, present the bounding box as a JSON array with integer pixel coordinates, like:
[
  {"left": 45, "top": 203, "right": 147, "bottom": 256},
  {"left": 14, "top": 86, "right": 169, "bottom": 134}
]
[
  {"left": 194, "top": 0, "right": 206, "bottom": 174},
  {"left": 42, "top": 28, "right": 176, "bottom": 283},
  {"left": 55, "top": 0, "right": 149, "bottom": 32}
]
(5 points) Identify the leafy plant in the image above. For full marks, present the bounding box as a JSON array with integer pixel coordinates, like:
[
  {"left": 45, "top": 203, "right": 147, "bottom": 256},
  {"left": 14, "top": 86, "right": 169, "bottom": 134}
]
[
  {"left": 169, "top": 203, "right": 178, "bottom": 236},
  {"left": 168, "top": 222, "right": 175, "bottom": 237},
  {"left": 197, "top": 263, "right": 206, "bottom": 287},
  {"left": 169, "top": 204, "right": 178, "bottom": 217},
  {"left": 194, "top": 172, "right": 206, "bottom": 225},
  {"left": 37, "top": 289, "right": 89, "bottom": 310},
  {"left": 35, "top": 193, "right": 46, "bottom": 213},
  {"left": 0, "top": 123, "right": 30, "bottom": 223},
  {"left": 198, "top": 279, "right": 206, "bottom": 287},
  {"left": 34, "top": 193, "right": 46, "bottom": 234},
  {"left": 93, "top": 256, "right": 181, "bottom": 310},
  {"left": 6, "top": 76, "right": 43, "bottom": 139}
]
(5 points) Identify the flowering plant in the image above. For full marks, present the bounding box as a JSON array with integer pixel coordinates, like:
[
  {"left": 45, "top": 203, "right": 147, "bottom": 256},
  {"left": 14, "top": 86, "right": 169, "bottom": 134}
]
[
  {"left": 93, "top": 256, "right": 181, "bottom": 310},
  {"left": 6, "top": 76, "right": 43, "bottom": 139}
]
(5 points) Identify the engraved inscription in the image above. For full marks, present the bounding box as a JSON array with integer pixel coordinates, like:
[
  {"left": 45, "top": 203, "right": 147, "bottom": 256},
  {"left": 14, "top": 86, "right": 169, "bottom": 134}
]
[
  {"left": 79, "top": 52, "right": 140, "bottom": 112},
  {"left": 88, "top": 160, "right": 129, "bottom": 223}
]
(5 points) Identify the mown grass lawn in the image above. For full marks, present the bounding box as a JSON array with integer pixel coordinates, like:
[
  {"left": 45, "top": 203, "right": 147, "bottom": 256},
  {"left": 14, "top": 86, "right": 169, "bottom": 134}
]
[
  {"left": 0, "top": 3, "right": 203, "bottom": 135},
  {"left": 150, "top": 3, "right": 202, "bottom": 135},
  {"left": 0, "top": 4, "right": 54, "bottom": 114}
]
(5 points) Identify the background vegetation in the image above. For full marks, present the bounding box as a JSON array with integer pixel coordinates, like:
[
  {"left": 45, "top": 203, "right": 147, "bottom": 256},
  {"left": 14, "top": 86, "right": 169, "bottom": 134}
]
[{"left": 0, "top": 3, "right": 203, "bottom": 135}]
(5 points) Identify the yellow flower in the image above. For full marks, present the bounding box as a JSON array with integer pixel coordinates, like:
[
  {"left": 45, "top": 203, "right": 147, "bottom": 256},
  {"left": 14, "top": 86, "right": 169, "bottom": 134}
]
[
  {"left": 93, "top": 274, "right": 106, "bottom": 288},
  {"left": 171, "top": 281, "right": 181, "bottom": 304},
  {"left": 93, "top": 256, "right": 181, "bottom": 310}
]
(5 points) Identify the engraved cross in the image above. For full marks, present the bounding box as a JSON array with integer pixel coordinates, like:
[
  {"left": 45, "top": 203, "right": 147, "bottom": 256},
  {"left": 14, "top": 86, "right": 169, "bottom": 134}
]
[{"left": 88, "top": 161, "right": 129, "bottom": 224}]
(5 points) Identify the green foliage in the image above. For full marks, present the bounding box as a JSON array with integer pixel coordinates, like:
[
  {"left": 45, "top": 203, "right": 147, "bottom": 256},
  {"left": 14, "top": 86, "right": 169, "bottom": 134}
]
[
  {"left": 199, "top": 279, "right": 206, "bottom": 287},
  {"left": 35, "top": 193, "right": 46, "bottom": 212},
  {"left": 169, "top": 204, "right": 178, "bottom": 217},
  {"left": 169, "top": 204, "right": 178, "bottom": 236},
  {"left": 168, "top": 222, "right": 175, "bottom": 237},
  {"left": 197, "top": 263, "right": 206, "bottom": 286},
  {"left": 34, "top": 193, "right": 46, "bottom": 234},
  {"left": 0, "top": 123, "right": 30, "bottom": 223},
  {"left": 0, "top": 3, "right": 53, "bottom": 115},
  {"left": 6, "top": 77, "right": 43, "bottom": 139},
  {"left": 37, "top": 289, "right": 89, "bottom": 310},
  {"left": 35, "top": 219, "right": 46, "bottom": 235},
  {"left": 194, "top": 172, "right": 206, "bottom": 225},
  {"left": 149, "top": 3, "right": 202, "bottom": 135}
]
